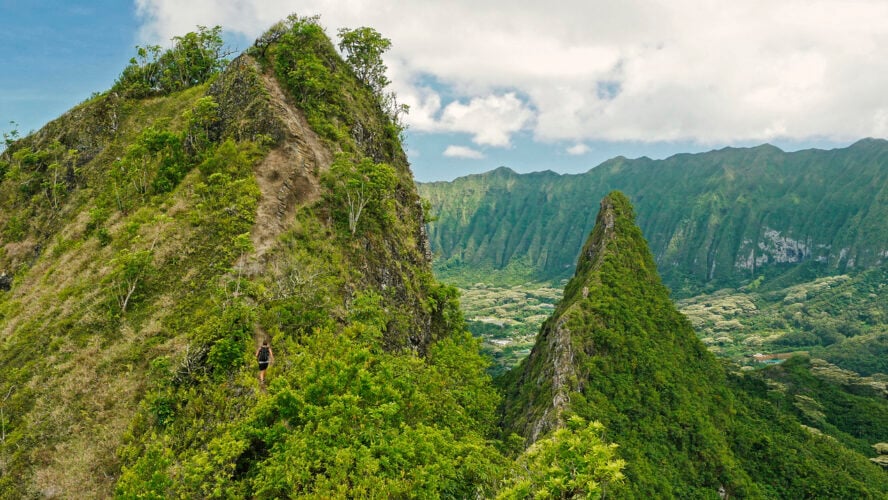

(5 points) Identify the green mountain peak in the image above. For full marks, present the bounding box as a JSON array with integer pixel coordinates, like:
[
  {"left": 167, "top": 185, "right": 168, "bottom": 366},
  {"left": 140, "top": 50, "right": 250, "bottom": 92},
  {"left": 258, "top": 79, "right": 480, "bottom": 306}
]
[
  {"left": 569, "top": 191, "right": 656, "bottom": 297},
  {"left": 501, "top": 191, "right": 888, "bottom": 497},
  {"left": 0, "top": 18, "right": 504, "bottom": 497},
  {"left": 502, "top": 191, "right": 724, "bottom": 444}
]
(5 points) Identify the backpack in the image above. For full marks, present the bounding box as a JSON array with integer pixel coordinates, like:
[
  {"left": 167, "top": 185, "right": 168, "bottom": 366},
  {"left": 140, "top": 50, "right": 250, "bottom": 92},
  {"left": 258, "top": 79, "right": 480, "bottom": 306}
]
[{"left": 258, "top": 346, "right": 270, "bottom": 363}]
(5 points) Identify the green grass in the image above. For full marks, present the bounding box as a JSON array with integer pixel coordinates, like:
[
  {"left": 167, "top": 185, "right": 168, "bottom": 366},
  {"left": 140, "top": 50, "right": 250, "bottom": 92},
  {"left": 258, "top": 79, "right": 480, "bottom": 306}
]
[{"left": 0, "top": 18, "right": 510, "bottom": 497}]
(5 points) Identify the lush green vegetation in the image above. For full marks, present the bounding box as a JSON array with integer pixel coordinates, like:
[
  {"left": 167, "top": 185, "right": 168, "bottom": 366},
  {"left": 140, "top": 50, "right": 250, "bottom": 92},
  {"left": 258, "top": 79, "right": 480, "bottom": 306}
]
[
  {"left": 501, "top": 192, "right": 888, "bottom": 498},
  {"left": 455, "top": 282, "right": 562, "bottom": 375},
  {"left": 676, "top": 263, "right": 888, "bottom": 374},
  {"left": 113, "top": 25, "right": 230, "bottom": 98},
  {"left": 497, "top": 416, "right": 625, "bottom": 499},
  {"left": 419, "top": 143, "right": 888, "bottom": 297},
  {"left": 0, "top": 78, "right": 268, "bottom": 494},
  {"left": 725, "top": 366, "right": 888, "bottom": 498},
  {"left": 0, "top": 18, "right": 528, "bottom": 497},
  {"left": 115, "top": 293, "right": 509, "bottom": 498},
  {"left": 2, "top": 15, "right": 886, "bottom": 499},
  {"left": 750, "top": 356, "right": 888, "bottom": 457},
  {"left": 250, "top": 15, "right": 406, "bottom": 164},
  {"left": 454, "top": 258, "right": 888, "bottom": 376}
]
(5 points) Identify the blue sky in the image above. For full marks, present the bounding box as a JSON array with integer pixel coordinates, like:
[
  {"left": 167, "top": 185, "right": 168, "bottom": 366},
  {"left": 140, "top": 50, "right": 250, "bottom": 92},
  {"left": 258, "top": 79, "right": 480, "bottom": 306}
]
[
  {"left": 0, "top": 1, "right": 136, "bottom": 135},
  {"left": 2, "top": 1, "right": 885, "bottom": 181}
]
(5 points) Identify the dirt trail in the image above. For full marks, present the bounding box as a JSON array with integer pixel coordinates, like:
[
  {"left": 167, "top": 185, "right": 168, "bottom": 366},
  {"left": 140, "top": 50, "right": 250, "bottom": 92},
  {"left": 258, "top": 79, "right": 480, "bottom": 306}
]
[{"left": 250, "top": 66, "right": 333, "bottom": 260}]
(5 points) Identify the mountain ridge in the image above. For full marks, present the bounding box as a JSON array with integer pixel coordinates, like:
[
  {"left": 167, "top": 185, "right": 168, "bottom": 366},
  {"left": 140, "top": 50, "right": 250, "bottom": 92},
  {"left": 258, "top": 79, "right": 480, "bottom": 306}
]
[
  {"left": 0, "top": 18, "right": 503, "bottom": 497},
  {"left": 418, "top": 138, "right": 888, "bottom": 296},
  {"left": 2, "top": 16, "right": 887, "bottom": 498},
  {"left": 501, "top": 191, "right": 888, "bottom": 498}
]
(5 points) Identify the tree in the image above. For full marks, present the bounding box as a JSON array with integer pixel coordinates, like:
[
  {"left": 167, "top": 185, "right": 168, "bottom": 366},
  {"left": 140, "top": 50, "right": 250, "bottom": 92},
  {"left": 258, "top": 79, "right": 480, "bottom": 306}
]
[
  {"left": 40, "top": 143, "right": 78, "bottom": 212},
  {"left": 114, "top": 26, "right": 230, "bottom": 97},
  {"left": 112, "top": 249, "right": 154, "bottom": 314},
  {"left": 0, "top": 385, "right": 14, "bottom": 443},
  {"left": 873, "top": 443, "right": 888, "bottom": 469},
  {"left": 161, "top": 26, "right": 228, "bottom": 91},
  {"left": 336, "top": 26, "right": 408, "bottom": 134},
  {"left": 252, "top": 14, "right": 320, "bottom": 59},
  {"left": 323, "top": 155, "right": 397, "bottom": 236},
  {"left": 182, "top": 96, "right": 220, "bottom": 155},
  {"left": 337, "top": 27, "right": 391, "bottom": 95},
  {"left": 2, "top": 121, "right": 19, "bottom": 149},
  {"left": 498, "top": 416, "right": 625, "bottom": 499}
]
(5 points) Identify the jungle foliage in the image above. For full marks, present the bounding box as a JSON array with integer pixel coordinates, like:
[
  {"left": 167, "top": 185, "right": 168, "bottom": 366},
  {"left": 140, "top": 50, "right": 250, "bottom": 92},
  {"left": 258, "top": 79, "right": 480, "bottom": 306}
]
[
  {"left": 501, "top": 192, "right": 888, "bottom": 498},
  {"left": 0, "top": 18, "right": 515, "bottom": 496},
  {"left": 1, "top": 15, "right": 885, "bottom": 499},
  {"left": 113, "top": 26, "right": 230, "bottom": 98},
  {"left": 419, "top": 143, "right": 888, "bottom": 297}
]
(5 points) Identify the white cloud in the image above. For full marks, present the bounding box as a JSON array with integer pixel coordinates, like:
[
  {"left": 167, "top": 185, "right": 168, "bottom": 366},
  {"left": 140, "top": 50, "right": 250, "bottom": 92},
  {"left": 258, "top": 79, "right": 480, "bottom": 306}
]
[
  {"left": 135, "top": 0, "right": 888, "bottom": 145},
  {"left": 443, "top": 145, "right": 485, "bottom": 159},
  {"left": 566, "top": 143, "right": 591, "bottom": 155},
  {"left": 433, "top": 93, "right": 533, "bottom": 147}
]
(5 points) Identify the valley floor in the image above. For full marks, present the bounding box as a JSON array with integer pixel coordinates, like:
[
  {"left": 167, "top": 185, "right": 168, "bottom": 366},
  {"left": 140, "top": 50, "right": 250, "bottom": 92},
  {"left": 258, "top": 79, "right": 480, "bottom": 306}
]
[{"left": 457, "top": 270, "right": 888, "bottom": 382}]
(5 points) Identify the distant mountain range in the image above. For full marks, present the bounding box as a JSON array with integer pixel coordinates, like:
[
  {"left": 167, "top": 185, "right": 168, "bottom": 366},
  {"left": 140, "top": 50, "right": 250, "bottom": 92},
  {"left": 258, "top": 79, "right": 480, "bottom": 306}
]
[
  {"left": 3, "top": 15, "right": 887, "bottom": 497},
  {"left": 418, "top": 139, "right": 888, "bottom": 296}
]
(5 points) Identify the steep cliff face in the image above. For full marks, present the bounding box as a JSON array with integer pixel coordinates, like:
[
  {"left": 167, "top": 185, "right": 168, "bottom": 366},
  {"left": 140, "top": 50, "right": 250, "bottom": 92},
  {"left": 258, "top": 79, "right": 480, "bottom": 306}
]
[
  {"left": 499, "top": 192, "right": 888, "bottom": 498},
  {"left": 419, "top": 141, "right": 888, "bottom": 295},
  {"left": 0, "top": 18, "right": 491, "bottom": 497}
]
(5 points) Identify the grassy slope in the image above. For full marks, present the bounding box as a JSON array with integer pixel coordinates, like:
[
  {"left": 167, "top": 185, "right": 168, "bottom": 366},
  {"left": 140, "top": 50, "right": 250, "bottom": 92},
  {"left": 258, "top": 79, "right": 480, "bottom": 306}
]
[
  {"left": 0, "top": 85, "right": 225, "bottom": 495},
  {"left": 0, "top": 20, "right": 504, "bottom": 498}
]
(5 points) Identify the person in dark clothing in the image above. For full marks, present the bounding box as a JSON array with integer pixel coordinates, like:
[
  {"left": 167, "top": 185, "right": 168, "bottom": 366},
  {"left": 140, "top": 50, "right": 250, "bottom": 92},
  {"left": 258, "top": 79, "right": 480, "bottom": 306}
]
[{"left": 256, "top": 340, "right": 274, "bottom": 383}]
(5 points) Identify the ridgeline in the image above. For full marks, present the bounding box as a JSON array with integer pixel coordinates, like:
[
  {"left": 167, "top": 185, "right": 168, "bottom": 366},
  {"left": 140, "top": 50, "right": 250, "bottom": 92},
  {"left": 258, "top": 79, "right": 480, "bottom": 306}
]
[
  {"left": 501, "top": 192, "right": 888, "bottom": 498},
  {"left": 418, "top": 142, "right": 888, "bottom": 297},
  {"left": 0, "top": 16, "right": 501, "bottom": 497},
  {"left": 1, "top": 15, "right": 886, "bottom": 498}
]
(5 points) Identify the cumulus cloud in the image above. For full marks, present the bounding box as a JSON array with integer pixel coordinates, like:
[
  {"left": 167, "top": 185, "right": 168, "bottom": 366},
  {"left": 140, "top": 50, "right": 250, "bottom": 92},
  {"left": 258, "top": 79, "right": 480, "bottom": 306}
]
[
  {"left": 429, "top": 93, "right": 533, "bottom": 147},
  {"left": 443, "top": 145, "right": 485, "bottom": 160},
  {"left": 135, "top": 0, "right": 888, "bottom": 146},
  {"left": 566, "top": 143, "right": 591, "bottom": 155}
]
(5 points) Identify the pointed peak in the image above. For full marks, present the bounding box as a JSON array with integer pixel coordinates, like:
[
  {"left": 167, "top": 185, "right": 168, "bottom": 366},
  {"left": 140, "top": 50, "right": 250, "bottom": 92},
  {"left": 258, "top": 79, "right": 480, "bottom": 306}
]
[
  {"left": 490, "top": 165, "right": 517, "bottom": 176},
  {"left": 501, "top": 190, "right": 675, "bottom": 441},
  {"left": 570, "top": 190, "right": 645, "bottom": 287}
]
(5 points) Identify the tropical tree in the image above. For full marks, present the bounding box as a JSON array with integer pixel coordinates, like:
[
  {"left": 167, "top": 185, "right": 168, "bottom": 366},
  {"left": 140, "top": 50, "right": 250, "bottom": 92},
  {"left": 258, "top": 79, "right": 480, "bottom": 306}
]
[
  {"left": 337, "top": 26, "right": 391, "bottom": 95},
  {"left": 323, "top": 155, "right": 398, "bottom": 236},
  {"left": 498, "top": 416, "right": 626, "bottom": 499},
  {"left": 115, "top": 25, "right": 230, "bottom": 97}
]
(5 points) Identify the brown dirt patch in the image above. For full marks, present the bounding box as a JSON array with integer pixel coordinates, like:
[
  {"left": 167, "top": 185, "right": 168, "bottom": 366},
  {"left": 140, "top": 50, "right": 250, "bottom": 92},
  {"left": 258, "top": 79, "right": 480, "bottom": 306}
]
[{"left": 250, "top": 67, "right": 333, "bottom": 261}]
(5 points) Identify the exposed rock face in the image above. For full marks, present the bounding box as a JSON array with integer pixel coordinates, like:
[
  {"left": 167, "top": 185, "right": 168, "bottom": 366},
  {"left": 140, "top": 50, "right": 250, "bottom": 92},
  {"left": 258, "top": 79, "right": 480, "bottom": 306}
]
[
  {"left": 0, "top": 272, "right": 11, "bottom": 291},
  {"left": 734, "top": 227, "right": 816, "bottom": 272},
  {"left": 527, "top": 316, "right": 577, "bottom": 442}
]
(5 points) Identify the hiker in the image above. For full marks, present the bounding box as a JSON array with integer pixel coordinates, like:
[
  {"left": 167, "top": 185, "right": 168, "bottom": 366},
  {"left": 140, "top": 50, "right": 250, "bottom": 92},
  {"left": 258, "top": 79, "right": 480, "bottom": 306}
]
[{"left": 256, "top": 340, "right": 274, "bottom": 383}]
